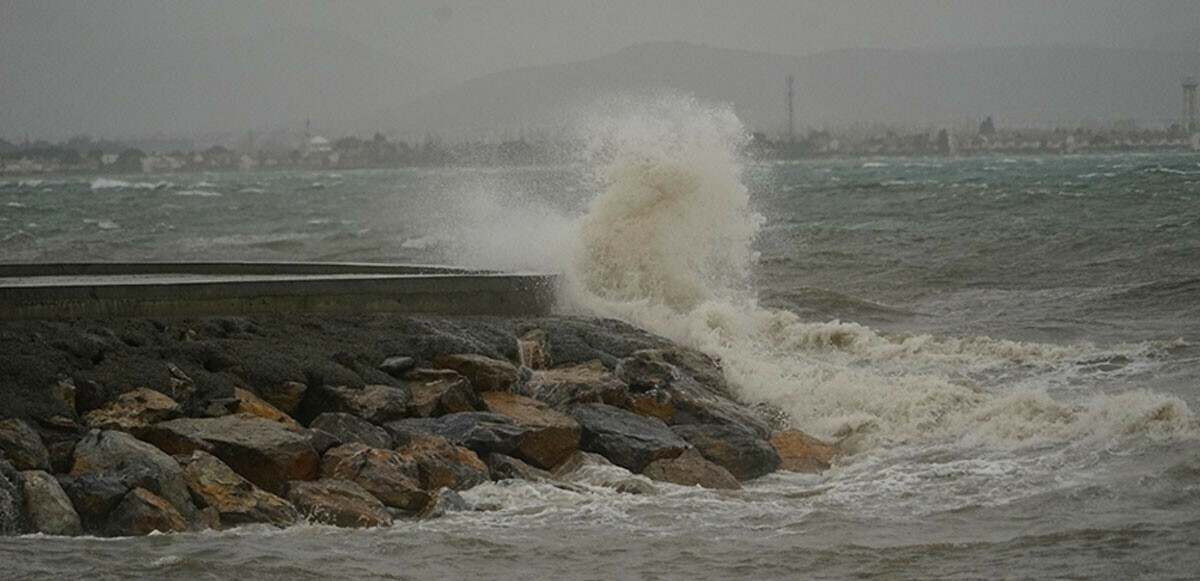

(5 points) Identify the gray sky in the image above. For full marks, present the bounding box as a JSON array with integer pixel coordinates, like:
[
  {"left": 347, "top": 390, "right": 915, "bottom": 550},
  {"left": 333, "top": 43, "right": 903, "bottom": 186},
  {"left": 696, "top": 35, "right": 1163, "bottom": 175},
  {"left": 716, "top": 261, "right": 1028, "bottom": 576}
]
[{"left": 2, "top": 0, "right": 1199, "bottom": 138}]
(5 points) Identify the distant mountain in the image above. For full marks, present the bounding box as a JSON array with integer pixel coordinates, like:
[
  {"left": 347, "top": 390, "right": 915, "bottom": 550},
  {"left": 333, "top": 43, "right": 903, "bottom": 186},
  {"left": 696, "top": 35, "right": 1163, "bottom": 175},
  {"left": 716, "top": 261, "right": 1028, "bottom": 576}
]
[
  {"left": 373, "top": 42, "right": 1200, "bottom": 134},
  {"left": 0, "top": 29, "right": 444, "bottom": 139}
]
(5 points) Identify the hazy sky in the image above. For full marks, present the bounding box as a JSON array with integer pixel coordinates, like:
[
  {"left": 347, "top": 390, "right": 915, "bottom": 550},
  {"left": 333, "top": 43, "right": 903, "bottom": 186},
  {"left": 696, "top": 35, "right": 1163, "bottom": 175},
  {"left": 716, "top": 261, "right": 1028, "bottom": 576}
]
[
  {"left": 2, "top": 0, "right": 1199, "bottom": 139},
  {"left": 4, "top": 0, "right": 1199, "bottom": 82}
]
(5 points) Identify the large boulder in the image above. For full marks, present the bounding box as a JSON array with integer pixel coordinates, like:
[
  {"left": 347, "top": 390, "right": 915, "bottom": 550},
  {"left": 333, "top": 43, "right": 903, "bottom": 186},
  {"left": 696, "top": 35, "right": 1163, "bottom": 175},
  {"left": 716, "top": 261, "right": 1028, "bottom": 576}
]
[
  {"left": 528, "top": 363, "right": 629, "bottom": 408},
  {"left": 287, "top": 479, "right": 392, "bottom": 528},
  {"left": 642, "top": 449, "right": 741, "bottom": 490},
  {"left": 481, "top": 453, "right": 554, "bottom": 482},
  {"left": 0, "top": 418, "right": 50, "bottom": 471},
  {"left": 616, "top": 350, "right": 770, "bottom": 438},
  {"left": 399, "top": 412, "right": 527, "bottom": 457},
  {"left": 671, "top": 424, "right": 780, "bottom": 481},
  {"left": 483, "top": 392, "right": 580, "bottom": 469},
  {"left": 771, "top": 429, "right": 836, "bottom": 473},
  {"left": 259, "top": 381, "right": 307, "bottom": 416},
  {"left": 378, "top": 356, "right": 416, "bottom": 378},
  {"left": 71, "top": 430, "right": 199, "bottom": 522},
  {"left": 232, "top": 388, "right": 300, "bottom": 428},
  {"left": 61, "top": 473, "right": 127, "bottom": 524},
  {"left": 21, "top": 470, "right": 82, "bottom": 536},
  {"left": 401, "top": 369, "right": 483, "bottom": 417},
  {"left": 107, "top": 488, "right": 187, "bottom": 536},
  {"left": 321, "top": 443, "right": 427, "bottom": 510},
  {"left": 310, "top": 413, "right": 392, "bottom": 450},
  {"left": 82, "top": 388, "right": 181, "bottom": 433},
  {"left": 432, "top": 354, "right": 519, "bottom": 392},
  {"left": 142, "top": 414, "right": 318, "bottom": 496},
  {"left": 386, "top": 425, "right": 490, "bottom": 491},
  {"left": 565, "top": 404, "right": 688, "bottom": 473},
  {"left": 416, "top": 487, "right": 470, "bottom": 520},
  {"left": 180, "top": 451, "right": 299, "bottom": 527},
  {"left": 305, "top": 384, "right": 411, "bottom": 425}
]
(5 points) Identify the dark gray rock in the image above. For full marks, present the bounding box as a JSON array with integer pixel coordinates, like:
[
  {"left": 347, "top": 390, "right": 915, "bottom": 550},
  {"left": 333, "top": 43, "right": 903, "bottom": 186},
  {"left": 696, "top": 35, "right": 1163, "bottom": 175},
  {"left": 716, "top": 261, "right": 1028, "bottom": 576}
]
[
  {"left": 0, "top": 418, "right": 50, "bottom": 472},
  {"left": 398, "top": 412, "right": 527, "bottom": 456},
  {"left": 62, "top": 472, "right": 128, "bottom": 520},
  {"left": 0, "top": 460, "right": 26, "bottom": 535},
  {"left": 527, "top": 363, "right": 629, "bottom": 409},
  {"left": 565, "top": 404, "right": 688, "bottom": 473},
  {"left": 416, "top": 487, "right": 470, "bottom": 520},
  {"left": 481, "top": 452, "right": 554, "bottom": 482},
  {"left": 106, "top": 488, "right": 187, "bottom": 536},
  {"left": 302, "top": 428, "right": 343, "bottom": 456},
  {"left": 304, "top": 384, "right": 411, "bottom": 425},
  {"left": 378, "top": 356, "right": 416, "bottom": 378},
  {"left": 71, "top": 430, "right": 200, "bottom": 523},
  {"left": 310, "top": 413, "right": 392, "bottom": 450},
  {"left": 671, "top": 424, "right": 781, "bottom": 481},
  {"left": 21, "top": 470, "right": 82, "bottom": 536}
]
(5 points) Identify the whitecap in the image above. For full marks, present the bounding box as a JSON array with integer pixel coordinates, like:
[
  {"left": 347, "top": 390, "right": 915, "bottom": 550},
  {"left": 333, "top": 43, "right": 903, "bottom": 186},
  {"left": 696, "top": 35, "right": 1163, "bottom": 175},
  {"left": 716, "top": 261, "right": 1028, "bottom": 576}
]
[{"left": 174, "top": 189, "right": 222, "bottom": 197}]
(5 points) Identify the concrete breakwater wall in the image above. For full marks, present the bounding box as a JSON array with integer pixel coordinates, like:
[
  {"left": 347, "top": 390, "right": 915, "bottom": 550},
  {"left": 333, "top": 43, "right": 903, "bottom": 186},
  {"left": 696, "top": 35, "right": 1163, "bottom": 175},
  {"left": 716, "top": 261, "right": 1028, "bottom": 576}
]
[{"left": 0, "top": 262, "right": 557, "bottom": 319}]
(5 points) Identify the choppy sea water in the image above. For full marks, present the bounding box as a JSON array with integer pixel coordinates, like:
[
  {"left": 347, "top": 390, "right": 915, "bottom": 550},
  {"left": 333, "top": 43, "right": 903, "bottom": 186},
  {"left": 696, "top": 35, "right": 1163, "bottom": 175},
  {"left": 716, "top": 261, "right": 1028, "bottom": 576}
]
[{"left": 2, "top": 149, "right": 1199, "bottom": 580}]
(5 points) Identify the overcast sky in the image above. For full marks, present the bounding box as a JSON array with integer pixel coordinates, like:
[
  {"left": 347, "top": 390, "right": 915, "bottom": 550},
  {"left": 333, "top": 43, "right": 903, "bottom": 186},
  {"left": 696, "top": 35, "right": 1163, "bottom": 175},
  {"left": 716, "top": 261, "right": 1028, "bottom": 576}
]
[
  {"left": 2, "top": 0, "right": 1199, "bottom": 139},
  {"left": 5, "top": 0, "right": 1199, "bottom": 82}
]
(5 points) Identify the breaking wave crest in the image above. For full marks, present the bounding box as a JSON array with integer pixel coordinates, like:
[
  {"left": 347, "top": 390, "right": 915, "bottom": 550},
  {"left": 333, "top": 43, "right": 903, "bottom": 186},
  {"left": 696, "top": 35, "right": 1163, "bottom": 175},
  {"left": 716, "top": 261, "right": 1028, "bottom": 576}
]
[{"left": 561, "top": 96, "right": 1196, "bottom": 454}]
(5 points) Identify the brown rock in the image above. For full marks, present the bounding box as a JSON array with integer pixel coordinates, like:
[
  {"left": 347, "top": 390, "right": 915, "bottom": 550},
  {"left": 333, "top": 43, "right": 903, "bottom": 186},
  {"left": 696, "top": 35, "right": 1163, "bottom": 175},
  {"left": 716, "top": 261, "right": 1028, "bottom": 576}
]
[
  {"left": 389, "top": 429, "right": 489, "bottom": 491},
  {"left": 481, "top": 453, "right": 554, "bottom": 482},
  {"left": 142, "top": 414, "right": 318, "bottom": 496},
  {"left": 672, "top": 424, "right": 780, "bottom": 481},
  {"left": 551, "top": 450, "right": 616, "bottom": 478},
  {"left": 21, "top": 470, "right": 82, "bottom": 535},
  {"left": 260, "top": 381, "right": 307, "bottom": 416},
  {"left": 71, "top": 430, "right": 199, "bottom": 523},
  {"left": 108, "top": 488, "right": 187, "bottom": 536},
  {"left": 482, "top": 392, "right": 580, "bottom": 469},
  {"left": 47, "top": 440, "right": 76, "bottom": 474},
  {"left": 83, "top": 388, "right": 181, "bottom": 433},
  {"left": 233, "top": 388, "right": 300, "bottom": 428},
  {"left": 402, "top": 369, "right": 482, "bottom": 417},
  {"left": 287, "top": 479, "right": 392, "bottom": 528},
  {"left": 314, "top": 384, "right": 411, "bottom": 425},
  {"left": 181, "top": 451, "right": 300, "bottom": 527},
  {"left": 321, "top": 443, "right": 427, "bottom": 511},
  {"left": 771, "top": 429, "right": 835, "bottom": 474},
  {"left": 433, "top": 353, "right": 519, "bottom": 392},
  {"left": 642, "top": 449, "right": 741, "bottom": 490},
  {"left": 527, "top": 362, "right": 629, "bottom": 408},
  {"left": 0, "top": 418, "right": 50, "bottom": 471},
  {"left": 627, "top": 391, "right": 676, "bottom": 423},
  {"left": 517, "top": 329, "right": 552, "bottom": 369}
]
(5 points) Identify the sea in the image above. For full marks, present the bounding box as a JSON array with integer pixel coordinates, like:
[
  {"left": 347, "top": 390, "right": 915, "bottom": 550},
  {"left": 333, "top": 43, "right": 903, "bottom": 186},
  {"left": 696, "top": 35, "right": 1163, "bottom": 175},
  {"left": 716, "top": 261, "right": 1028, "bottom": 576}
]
[{"left": 2, "top": 101, "right": 1199, "bottom": 580}]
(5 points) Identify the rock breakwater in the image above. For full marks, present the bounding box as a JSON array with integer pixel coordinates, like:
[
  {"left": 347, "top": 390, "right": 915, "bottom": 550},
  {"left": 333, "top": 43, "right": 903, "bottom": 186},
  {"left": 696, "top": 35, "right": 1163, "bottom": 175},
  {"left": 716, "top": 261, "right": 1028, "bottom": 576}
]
[{"left": 0, "top": 314, "right": 836, "bottom": 536}]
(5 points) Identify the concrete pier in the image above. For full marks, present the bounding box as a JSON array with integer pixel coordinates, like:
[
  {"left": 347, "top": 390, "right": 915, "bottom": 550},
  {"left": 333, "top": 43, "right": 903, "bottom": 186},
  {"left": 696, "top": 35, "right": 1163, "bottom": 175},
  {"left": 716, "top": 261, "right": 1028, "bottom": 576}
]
[{"left": 0, "top": 262, "right": 557, "bottom": 320}]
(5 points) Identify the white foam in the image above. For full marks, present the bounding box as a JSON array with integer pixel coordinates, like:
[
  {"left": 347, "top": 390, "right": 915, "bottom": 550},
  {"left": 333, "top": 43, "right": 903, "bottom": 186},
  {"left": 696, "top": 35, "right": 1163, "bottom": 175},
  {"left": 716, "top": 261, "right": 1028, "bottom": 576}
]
[
  {"left": 175, "top": 189, "right": 221, "bottom": 197},
  {"left": 559, "top": 95, "right": 1197, "bottom": 456}
]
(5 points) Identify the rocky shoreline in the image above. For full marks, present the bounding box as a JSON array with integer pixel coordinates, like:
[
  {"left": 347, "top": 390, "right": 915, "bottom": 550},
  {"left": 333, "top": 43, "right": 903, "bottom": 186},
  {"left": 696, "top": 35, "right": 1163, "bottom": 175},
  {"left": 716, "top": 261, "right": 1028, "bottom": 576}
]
[{"left": 0, "top": 314, "right": 834, "bottom": 536}]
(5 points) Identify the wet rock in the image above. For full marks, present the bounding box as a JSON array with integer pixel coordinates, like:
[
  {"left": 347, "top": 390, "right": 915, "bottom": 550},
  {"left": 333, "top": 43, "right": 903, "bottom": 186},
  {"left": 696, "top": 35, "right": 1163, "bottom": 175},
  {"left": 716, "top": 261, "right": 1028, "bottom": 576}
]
[
  {"left": 401, "top": 369, "right": 483, "bottom": 417},
  {"left": 287, "top": 479, "right": 392, "bottom": 528},
  {"left": 416, "top": 487, "right": 470, "bottom": 520},
  {"left": 260, "top": 381, "right": 307, "bottom": 416},
  {"left": 302, "top": 428, "right": 343, "bottom": 456},
  {"left": 310, "top": 413, "right": 392, "bottom": 450},
  {"left": 566, "top": 404, "right": 688, "bottom": 473},
  {"left": 82, "top": 387, "right": 181, "bottom": 434},
  {"left": 432, "top": 353, "right": 519, "bottom": 392},
  {"left": 378, "top": 356, "right": 416, "bottom": 378},
  {"left": 517, "top": 329, "right": 552, "bottom": 369},
  {"left": 609, "top": 478, "right": 656, "bottom": 495},
  {"left": 233, "top": 387, "right": 300, "bottom": 428},
  {"left": 671, "top": 424, "right": 780, "bottom": 481},
  {"left": 21, "top": 470, "right": 82, "bottom": 536},
  {"left": 71, "top": 430, "right": 198, "bottom": 522},
  {"left": 62, "top": 472, "right": 127, "bottom": 521},
  {"left": 307, "top": 384, "right": 411, "bottom": 425},
  {"left": 482, "top": 452, "right": 554, "bottom": 482},
  {"left": 617, "top": 350, "right": 770, "bottom": 439},
  {"left": 407, "top": 412, "right": 528, "bottom": 456},
  {"left": 483, "top": 392, "right": 580, "bottom": 469},
  {"left": 642, "top": 448, "right": 741, "bottom": 490},
  {"left": 50, "top": 379, "right": 77, "bottom": 415},
  {"left": 627, "top": 391, "right": 676, "bottom": 423},
  {"left": 771, "top": 429, "right": 835, "bottom": 474},
  {"left": 321, "top": 443, "right": 427, "bottom": 511},
  {"left": 0, "top": 460, "right": 27, "bottom": 534},
  {"left": 180, "top": 451, "right": 299, "bottom": 527},
  {"left": 386, "top": 427, "right": 490, "bottom": 491},
  {"left": 551, "top": 450, "right": 616, "bottom": 478},
  {"left": 750, "top": 402, "right": 793, "bottom": 434},
  {"left": 0, "top": 418, "right": 50, "bottom": 471},
  {"left": 142, "top": 414, "right": 318, "bottom": 496},
  {"left": 47, "top": 440, "right": 77, "bottom": 474},
  {"left": 107, "top": 488, "right": 187, "bottom": 536},
  {"left": 528, "top": 362, "right": 629, "bottom": 408}
]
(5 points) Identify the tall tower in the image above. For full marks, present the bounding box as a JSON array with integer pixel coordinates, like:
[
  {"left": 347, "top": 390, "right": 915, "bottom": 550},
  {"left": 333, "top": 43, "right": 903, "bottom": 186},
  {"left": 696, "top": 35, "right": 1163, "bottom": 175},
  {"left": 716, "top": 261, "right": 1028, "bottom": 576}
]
[
  {"left": 1184, "top": 77, "right": 1198, "bottom": 133},
  {"left": 786, "top": 75, "right": 795, "bottom": 143}
]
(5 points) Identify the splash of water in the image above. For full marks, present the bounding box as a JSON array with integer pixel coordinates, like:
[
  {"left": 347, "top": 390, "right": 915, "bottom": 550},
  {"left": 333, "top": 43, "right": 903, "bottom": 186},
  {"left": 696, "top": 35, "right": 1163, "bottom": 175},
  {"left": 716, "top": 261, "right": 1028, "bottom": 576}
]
[{"left": 562, "top": 95, "right": 1195, "bottom": 454}]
